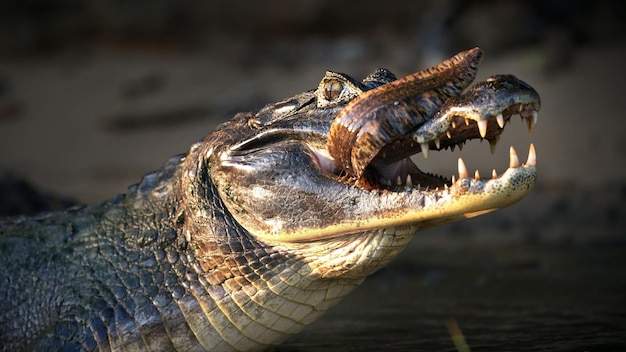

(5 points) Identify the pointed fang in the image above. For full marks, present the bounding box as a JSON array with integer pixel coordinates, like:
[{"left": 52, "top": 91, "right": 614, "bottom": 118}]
[
  {"left": 489, "top": 138, "right": 498, "bottom": 155},
  {"left": 458, "top": 158, "right": 469, "bottom": 179},
  {"left": 509, "top": 146, "right": 520, "bottom": 168},
  {"left": 478, "top": 119, "right": 488, "bottom": 138},
  {"left": 496, "top": 113, "right": 505, "bottom": 128},
  {"left": 420, "top": 143, "right": 429, "bottom": 159},
  {"left": 526, "top": 143, "right": 536, "bottom": 167},
  {"left": 492, "top": 169, "right": 498, "bottom": 179},
  {"left": 474, "top": 170, "right": 481, "bottom": 180},
  {"left": 526, "top": 117, "right": 534, "bottom": 132}
]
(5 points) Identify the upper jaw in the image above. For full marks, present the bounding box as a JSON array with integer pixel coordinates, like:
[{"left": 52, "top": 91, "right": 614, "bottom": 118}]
[
  {"left": 313, "top": 72, "right": 541, "bottom": 192},
  {"left": 410, "top": 74, "right": 541, "bottom": 153}
]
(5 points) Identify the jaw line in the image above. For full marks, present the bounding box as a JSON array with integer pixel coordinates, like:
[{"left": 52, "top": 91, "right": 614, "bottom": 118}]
[{"left": 256, "top": 151, "right": 536, "bottom": 244}]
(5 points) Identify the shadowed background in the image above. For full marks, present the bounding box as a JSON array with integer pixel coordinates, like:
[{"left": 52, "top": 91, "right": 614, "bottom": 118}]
[{"left": 1, "top": 0, "right": 625, "bottom": 350}]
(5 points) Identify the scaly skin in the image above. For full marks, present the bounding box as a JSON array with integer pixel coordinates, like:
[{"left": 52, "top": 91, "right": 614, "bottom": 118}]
[{"left": 0, "top": 48, "right": 540, "bottom": 351}]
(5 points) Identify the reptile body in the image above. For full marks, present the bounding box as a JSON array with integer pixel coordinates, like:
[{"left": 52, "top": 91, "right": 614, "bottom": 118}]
[{"left": 0, "top": 48, "right": 540, "bottom": 351}]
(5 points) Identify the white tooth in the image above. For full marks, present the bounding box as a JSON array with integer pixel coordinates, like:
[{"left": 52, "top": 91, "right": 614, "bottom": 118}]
[
  {"left": 464, "top": 117, "right": 470, "bottom": 126},
  {"left": 496, "top": 113, "right": 505, "bottom": 128},
  {"left": 406, "top": 174, "right": 413, "bottom": 187},
  {"left": 397, "top": 175, "right": 403, "bottom": 186},
  {"left": 478, "top": 119, "right": 488, "bottom": 138},
  {"left": 532, "top": 110, "right": 538, "bottom": 125},
  {"left": 446, "top": 130, "right": 452, "bottom": 139},
  {"left": 509, "top": 146, "right": 520, "bottom": 168},
  {"left": 458, "top": 158, "right": 469, "bottom": 179},
  {"left": 492, "top": 169, "right": 498, "bottom": 179},
  {"left": 526, "top": 143, "right": 537, "bottom": 167},
  {"left": 435, "top": 137, "right": 441, "bottom": 149},
  {"left": 474, "top": 169, "right": 481, "bottom": 180},
  {"left": 451, "top": 175, "right": 456, "bottom": 184},
  {"left": 451, "top": 120, "right": 457, "bottom": 129},
  {"left": 444, "top": 184, "right": 448, "bottom": 190},
  {"left": 420, "top": 143, "right": 429, "bottom": 159},
  {"left": 518, "top": 104, "right": 524, "bottom": 113}
]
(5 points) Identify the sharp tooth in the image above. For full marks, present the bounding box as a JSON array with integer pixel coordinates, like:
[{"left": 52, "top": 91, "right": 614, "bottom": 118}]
[
  {"left": 464, "top": 117, "right": 470, "bottom": 126},
  {"left": 450, "top": 144, "right": 456, "bottom": 152},
  {"left": 406, "top": 174, "right": 413, "bottom": 187},
  {"left": 527, "top": 110, "right": 538, "bottom": 132},
  {"left": 396, "top": 175, "right": 403, "bottom": 185},
  {"left": 496, "top": 113, "right": 505, "bottom": 128},
  {"left": 526, "top": 117, "right": 534, "bottom": 132},
  {"left": 434, "top": 137, "right": 441, "bottom": 149},
  {"left": 420, "top": 143, "right": 429, "bottom": 159},
  {"left": 526, "top": 143, "right": 536, "bottom": 167},
  {"left": 509, "top": 146, "right": 520, "bottom": 168},
  {"left": 451, "top": 175, "right": 456, "bottom": 184},
  {"left": 492, "top": 169, "right": 498, "bottom": 179},
  {"left": 458, "top": 142, "right": 464, "bottom": 151},
  {"left": 451, "top": 120, "right": 457, "bottom": 129},
  {"left": 474, "top": 170, "right": 481, "bottom": 180},
  {"left": 518, "top": 104, "right": 524, "bottom": 113},
  {"left": 488, "top": 135, "right": 499, "bottom": 155},
  {"left": 478, "top": 119, "right": 488, "bottom": 138},
  {"left": 458, "top": 158, "right": 469, "bottom": 179},
  {"left": 446, "top": 130, "right": 452, "bottom": 139}
]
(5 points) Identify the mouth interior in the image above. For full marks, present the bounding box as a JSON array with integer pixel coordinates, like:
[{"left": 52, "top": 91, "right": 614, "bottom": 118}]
[{"left": 311, "top": 102, "right": 538, "bottom": 191}]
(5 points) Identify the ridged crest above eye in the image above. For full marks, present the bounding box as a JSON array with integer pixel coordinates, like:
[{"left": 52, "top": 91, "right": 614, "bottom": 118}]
[{"left": 315, "top": 71, "right": 366, "bottom": 108}]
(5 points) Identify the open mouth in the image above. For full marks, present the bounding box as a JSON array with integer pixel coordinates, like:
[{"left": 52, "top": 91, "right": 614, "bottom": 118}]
[
  {"left": 367, "top": 101, "right": 538, "bottom": 191},
  {"left": 311, "top": 69, "right": 541, "bottom": 193}
]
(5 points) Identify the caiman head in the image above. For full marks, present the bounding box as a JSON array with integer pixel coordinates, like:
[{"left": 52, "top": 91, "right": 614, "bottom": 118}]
[{"left": 196, "top": 47, "right": 540, "bottom": 278}]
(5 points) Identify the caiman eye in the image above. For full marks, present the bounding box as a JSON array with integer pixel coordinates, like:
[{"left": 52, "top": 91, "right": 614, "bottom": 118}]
[{"left": 323, "top": 79, "right": 343, "bottom": 101}]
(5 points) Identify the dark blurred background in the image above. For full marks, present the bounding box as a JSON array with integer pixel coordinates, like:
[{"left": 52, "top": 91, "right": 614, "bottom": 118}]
[
  {"left": 0, "top": 0, "right": 622, "bottom": 59},
  {"left": 1, "top": 0, "right": 625, "bottom": 350}
]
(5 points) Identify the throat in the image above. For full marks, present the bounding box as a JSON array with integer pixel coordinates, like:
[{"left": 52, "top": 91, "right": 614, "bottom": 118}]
[{"left": 283, "top": 225, "right": 416, "bottom": 280}]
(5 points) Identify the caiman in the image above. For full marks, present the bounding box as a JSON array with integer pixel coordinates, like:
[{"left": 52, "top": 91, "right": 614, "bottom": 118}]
[{"left": 0, "top": 47, "right": 540, "bottom": 351}]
